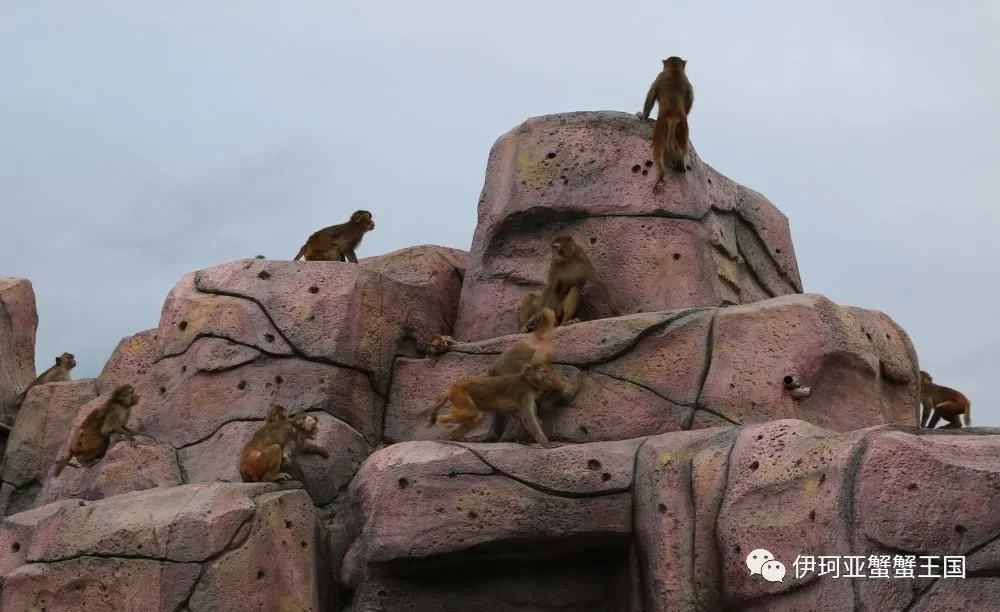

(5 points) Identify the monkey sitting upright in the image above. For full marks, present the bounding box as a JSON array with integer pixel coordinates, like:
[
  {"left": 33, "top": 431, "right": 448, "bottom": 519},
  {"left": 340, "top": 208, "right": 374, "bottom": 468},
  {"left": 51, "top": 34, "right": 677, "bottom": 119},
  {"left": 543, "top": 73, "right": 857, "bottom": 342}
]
[
  {"left": 638, "top": 56, "right": 694, "bottom": 186},
  {"left": 52, "top": 384, "right": 139, "bottom": 476},
  {"left": 293, "top": 209, "right": 375, "bottom": 262},
  {"left": 427, "top": 362, "right": 566, "bottom": 448},
  {"left": 13, "top": 352, "right": 76, "bottom": 408},
  {"left": 520, "top": 236, "right": 621, "bottom": 332},
  {"left": 920, "top": 371, "right": 971, "bottom": 428},
  {"left": 239, "top": 406, "right": 329, "bottom": 482}
]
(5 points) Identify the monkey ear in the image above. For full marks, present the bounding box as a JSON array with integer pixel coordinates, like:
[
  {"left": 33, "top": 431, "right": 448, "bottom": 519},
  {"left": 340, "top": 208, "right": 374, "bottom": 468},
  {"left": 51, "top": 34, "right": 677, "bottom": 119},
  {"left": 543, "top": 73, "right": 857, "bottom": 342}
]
[{"left": 682, "top": 59, "right": 687, "bottom": 67}]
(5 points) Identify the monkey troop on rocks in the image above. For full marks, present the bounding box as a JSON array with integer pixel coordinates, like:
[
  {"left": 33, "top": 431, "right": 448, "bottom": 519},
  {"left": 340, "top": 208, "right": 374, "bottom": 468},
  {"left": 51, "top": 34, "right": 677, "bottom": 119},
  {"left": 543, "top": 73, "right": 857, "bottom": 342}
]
[{"left": 4, "top": 56, "right": 971, "bottom": 492}]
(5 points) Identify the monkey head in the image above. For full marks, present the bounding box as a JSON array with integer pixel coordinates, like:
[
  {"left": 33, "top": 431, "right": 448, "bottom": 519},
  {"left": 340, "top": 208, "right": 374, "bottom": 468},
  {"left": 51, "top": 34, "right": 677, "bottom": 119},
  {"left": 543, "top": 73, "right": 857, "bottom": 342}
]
[
  {"left": 662, "top": 56, "right": 687, "bottom": 72},
  {"left": 291, "top": 413, "right": 320, "bottom": 438},
  {"left": 519, "top": 362, "right": 564, "bottom": 392},
  {"left": 350, "top": 210, "right": 375, "bottom": 231},
  {"left": 57, "top": 352, "right": 76, "bottom": 370},
  {"left": 919, "top": 371, "right": 933, "bottom": 386},
  {"left": 112, "top": 384, "right": 139, "bottom": 407},
  {"left": 266, "top": 405, "right": 288, "bottom": 423},
  {"left": 550, "top": 235, "right": 580, "bottom": 263},
  {"left": 427, "top": 334, "right": 452, "bottom": 356}
]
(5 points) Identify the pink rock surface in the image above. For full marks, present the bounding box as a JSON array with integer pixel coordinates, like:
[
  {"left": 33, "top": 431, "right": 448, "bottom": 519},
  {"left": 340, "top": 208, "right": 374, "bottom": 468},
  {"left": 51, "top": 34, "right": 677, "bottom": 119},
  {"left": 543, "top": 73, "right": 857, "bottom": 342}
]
[
  {"left": 0, "top": 277, "right": 38, "bottom": 424},
  {"left": 188, "top": 246, "right": 465, "bottom": 391},
  {"left": 97, "top": 328, "right": 160, "bottom": 394},
  {"left": 701, "top": 293, "right": 920, "bottom": 428},
  {"left": 386, "top": 296, "right": 917, "bottom": 445},
  {"left": 1, "top": 557, "right": 201, "bottom": 612},
  {"left": 0, "top": 483, "right": 325, "bottom": 611},
  {"left": 188, "top": 489, "right": 329, "bottom": 611},
  {"left": 35, "top": 438, "right": 181, "bottom": 506},
  {"left": 455, "top": 112, "right": 801, "bottom": 341}
]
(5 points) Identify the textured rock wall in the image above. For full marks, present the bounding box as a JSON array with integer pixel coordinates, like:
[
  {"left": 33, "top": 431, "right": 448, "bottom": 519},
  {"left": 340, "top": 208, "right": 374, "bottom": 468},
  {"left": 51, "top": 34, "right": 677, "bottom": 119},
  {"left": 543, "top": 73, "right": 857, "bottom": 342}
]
[{"left": 0, "top": 278, "right": 37, "bottom": 425}]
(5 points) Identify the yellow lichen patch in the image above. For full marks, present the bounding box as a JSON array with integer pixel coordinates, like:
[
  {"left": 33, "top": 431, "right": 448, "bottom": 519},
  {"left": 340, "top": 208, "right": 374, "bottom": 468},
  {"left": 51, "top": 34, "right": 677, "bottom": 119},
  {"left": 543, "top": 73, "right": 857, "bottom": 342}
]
[
  {"left": 803, "top": 471, "right": 824, "bottom": 496},
  {"left": 712, "top": 251, "right": 742, "bottom": 293},
  {"left": 125, "top": 336, "right": 148, "bottom": 355},
  {"left": 515, "top": 150, "right": 559, "bottom": 189},
  {"left": 279, "top": 596, "right": 307, "bottom": 612},
  {"left": 658, "top": 449, "right": 696, "bottom": 466}
]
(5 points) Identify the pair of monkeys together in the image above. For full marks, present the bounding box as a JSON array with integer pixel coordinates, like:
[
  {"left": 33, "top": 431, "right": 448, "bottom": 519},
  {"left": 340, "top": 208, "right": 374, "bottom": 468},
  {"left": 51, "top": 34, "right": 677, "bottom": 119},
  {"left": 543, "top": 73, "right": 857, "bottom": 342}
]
[{"left": 239, "top": 406, "right": 329, "bottom": 483}]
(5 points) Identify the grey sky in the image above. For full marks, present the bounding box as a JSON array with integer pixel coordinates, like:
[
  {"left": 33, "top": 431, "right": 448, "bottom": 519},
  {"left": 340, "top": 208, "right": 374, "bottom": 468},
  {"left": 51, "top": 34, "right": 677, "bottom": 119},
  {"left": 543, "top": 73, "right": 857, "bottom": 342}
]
[{"left": 2, "top": 2, "right": 997, "bottom": 423}]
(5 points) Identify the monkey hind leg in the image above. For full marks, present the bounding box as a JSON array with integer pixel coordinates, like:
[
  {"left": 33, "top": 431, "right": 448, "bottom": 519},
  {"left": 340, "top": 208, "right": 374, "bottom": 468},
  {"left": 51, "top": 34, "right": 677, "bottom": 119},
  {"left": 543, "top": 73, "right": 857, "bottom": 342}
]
[{"left": 671, "top": 117, "right": 689, "bottom": 172}]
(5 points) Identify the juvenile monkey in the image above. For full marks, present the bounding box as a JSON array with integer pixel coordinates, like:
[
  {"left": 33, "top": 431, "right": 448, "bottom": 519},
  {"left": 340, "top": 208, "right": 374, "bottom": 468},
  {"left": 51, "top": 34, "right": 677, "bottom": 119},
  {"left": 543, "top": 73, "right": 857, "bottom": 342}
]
[
  {"left": 13, "top": 352, "right": 76, "bottom": 407},
  {"left": 639, "top": 57, "right": 694, "bottom": 186},
  {"left": 426, "top": 334, "right": 457, "bottom": 356},
  {"left": 427, "top": 362, "right": 565, "bottom": 447},
  {"left": 293, "top": 210, "right": 375, "bottom": 262},
  {"left": 52, "top": 384, "right": 139, "bottom": 476},
  {"left": 520, "top": 236, "right": 620, "bottom": 332},
  {"left": 920, "top": 371, "right": 971, "bottom": 429},
  {"left": 491, "top": 308, "right": 557, "bottom": 376},
  {"left": 239, "top": 407, "right": 329, "bottom": 482}
]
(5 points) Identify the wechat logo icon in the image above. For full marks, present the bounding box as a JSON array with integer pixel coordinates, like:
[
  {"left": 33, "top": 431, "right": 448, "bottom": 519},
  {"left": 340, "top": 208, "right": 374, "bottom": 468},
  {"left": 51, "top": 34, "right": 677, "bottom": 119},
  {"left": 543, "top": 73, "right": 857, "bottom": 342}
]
[{"left": 747, "top": 548, "right": 785, "bottom": 583}]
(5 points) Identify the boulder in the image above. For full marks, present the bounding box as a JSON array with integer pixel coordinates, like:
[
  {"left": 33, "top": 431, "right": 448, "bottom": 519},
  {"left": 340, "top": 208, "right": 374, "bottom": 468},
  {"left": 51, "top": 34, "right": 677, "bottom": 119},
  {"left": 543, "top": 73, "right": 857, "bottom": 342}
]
[
  {"left": 338, "top": 422, "right": 1000, "bottom": 611},
  {"left": 98, "top": 328, "right": 160, "bottom": 394},
  {"left": 386, "top": 294, "right": 918, "bottom": 444},
  {"left": 0, "top": 278, "right": 38, "bottom": 424},
  {"left": 0, "top": 483, "right": 328, "bottom": 611},
  {"left": 0, "top": 379, "right": 98, "bottom": 516},
  {"left": 454, "top": 112, "right": 802, "bottom": 341}
]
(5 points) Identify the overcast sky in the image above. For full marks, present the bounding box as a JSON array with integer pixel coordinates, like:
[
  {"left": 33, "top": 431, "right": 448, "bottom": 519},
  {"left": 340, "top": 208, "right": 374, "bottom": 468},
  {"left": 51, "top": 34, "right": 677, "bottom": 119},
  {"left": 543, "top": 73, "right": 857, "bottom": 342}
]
[{"left": 1, "top": 2, "right": 997, "bottom": 424}]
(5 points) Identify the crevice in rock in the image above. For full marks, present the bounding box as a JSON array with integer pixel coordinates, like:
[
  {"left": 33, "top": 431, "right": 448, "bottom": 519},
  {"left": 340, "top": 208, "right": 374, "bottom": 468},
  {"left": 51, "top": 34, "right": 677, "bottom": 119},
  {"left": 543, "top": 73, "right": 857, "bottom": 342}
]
[
  {"left": 732, "top": 223, "right": 779, "bottom": 300},
  {"left": 174, "top": 513, "right": 255, "bottom": 612},
  {"left": 687, "top": 311, "right": 719, "bottom": 430},
  {"left": 448, "top": 442, "right": 632, "bottom": 499},
  {"left": 841, "top": 430, "right": 879, "bottom": 610},
  {"left": 154, "top": 333, "right": 268, "bottom": 368},
  {"left": 719, "top": 190, "right": 802, "bottom": 293},
  {"left": 714, "top": 425, "right": 742, "bottom": 600},
  {"left": 902, "top": 522, "right": 1000, "bottom": 611},
  {"left": 191, "top": 275, "right": 381, "bottom": 394}
]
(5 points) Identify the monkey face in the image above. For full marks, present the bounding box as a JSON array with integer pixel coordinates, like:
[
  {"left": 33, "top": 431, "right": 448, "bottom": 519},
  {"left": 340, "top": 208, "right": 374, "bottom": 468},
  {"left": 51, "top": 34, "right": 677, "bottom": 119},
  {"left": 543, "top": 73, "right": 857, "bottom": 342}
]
[
  {"left": 291, "top": 413, "right": 320, "bottom": 437},
  {"left": 113, "top": 384, "right": 139, "bottom": 406},
  {"left": 351, "top": 210, "right": 375, "bottom": 230},
  {"left": 550, "top": 236, "right": 577, "bottom": 262},
  {"left": 919, "top": 371, "right": 933, "bottom": 385},
  {"left": 58, "top": 353, "right": 77, "bottom": 369}
]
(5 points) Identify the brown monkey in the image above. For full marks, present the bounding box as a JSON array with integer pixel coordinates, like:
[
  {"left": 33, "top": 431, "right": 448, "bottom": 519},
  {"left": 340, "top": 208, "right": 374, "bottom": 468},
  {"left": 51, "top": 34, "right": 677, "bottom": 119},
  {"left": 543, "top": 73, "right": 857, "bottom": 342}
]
[
  {"left": 520, "top": 236, "right": 620, "bottom": 331},
  {"left": 920, "top": 371, "right": 971, "bottom": 429},
  {"left": 639, "top": 56, "right": 694, "bottom": 186},
  {"left": 427, "top": 362, "right": 566, "bottom": 447},
  {"left": 13, "top": 352, "right": 76, "bottom": 407},
  {"left": 293, "top": 210, "right": 375, "bottom": 262},
  {"left": 239, "top": 407, "right": 329, "bottom": 482},
  {"left": 491, "top": 308, "right": 557, "bottom": 376},
  {"left": 281, "top": 412, "right": 330, "bottom": 482},
  {"left": 426, "top": 334, "right": 457, "bottom": 356},
  {"left": 52, "top": 384, "right": 139, "bottom": 476}
]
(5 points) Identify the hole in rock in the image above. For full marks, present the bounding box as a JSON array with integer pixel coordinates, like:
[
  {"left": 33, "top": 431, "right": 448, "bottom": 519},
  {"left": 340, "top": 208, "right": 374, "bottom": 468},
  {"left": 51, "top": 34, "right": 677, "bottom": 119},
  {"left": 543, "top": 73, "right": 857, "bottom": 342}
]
[
  {"left": 398, "top": 477, "right": 409, "bottom": 489},
  {"left": 309, "top": 286, "right": 319, "bottom": 294},
  {"left": 641, "top": 169, "right": 648, "bottom": 176},
  {"left": 673, "top": 253, "right": 681, "bottom": 261},
  {"left": 274, "top": 375, "right": 283, "bottom": 384},
  {"left": 285, "top": 520, "right": 292, "bottom": 529},
  {"left": 12, "top": 542, "right": 20, "bottom": 552},
  {"left": 237, "top": 381, "right": 247, "bottom": 390},
  {"left": 547, "top": 152, "right": 557, "bottom": 159},
  {"left": 809, "top": 510, "right": 816, "bottom": 522},
  {"left": 264, "top": 333, "right": 275, "bottom": 343},
  {"left": 257, "top": 270, "right": 271, "bottom": 279},
  {"left": 645, "top": 160, "right": 653, "bottom": 167},
  {"left": 631, "top": 165, "right": 641, "bottom": 173},
  {"left": 601, "top": 473, "right": 612, "bottom": 482},
  {"left": 468, "top": 510, "right": 479, "bottom": 519},
  {"left": 178, "top": 321, "right": 188, "bottom": 331},
  {"left": 587, "top": 459, "right": 602, "bottom": 470},
  {"left": 657, "top": 504, "right": 667, "bottom": 513},
  {"left": 257, "top": 570, "right": 265, "bottom": 580},
  {"left": 749, "top": 460, "right": 760, "bottom": 471},
  {"left": 955, "top": 525, "right": 967, "bottom": 534}
]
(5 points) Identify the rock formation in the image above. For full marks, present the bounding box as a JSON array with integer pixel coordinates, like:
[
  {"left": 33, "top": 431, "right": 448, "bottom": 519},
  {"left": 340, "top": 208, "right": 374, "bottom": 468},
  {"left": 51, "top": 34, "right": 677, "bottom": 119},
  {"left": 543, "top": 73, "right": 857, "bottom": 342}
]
[{"left": 0, "top": 112, "right": 993, "bottom": 611}]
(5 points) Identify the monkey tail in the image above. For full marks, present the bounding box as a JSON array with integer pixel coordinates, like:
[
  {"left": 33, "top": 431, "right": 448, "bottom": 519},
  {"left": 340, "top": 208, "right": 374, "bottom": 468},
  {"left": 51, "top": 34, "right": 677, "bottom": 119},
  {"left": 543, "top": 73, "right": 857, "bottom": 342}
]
[
  {"left": 965, "top": 402, "right": 972, "bottom": 427},
  {"left": 425, "top": 393, "right": 449, "bottom": 426},
  {"left": 652, "top": 115, "right": 669, "bottom": 178},
  {"left": 293, "top": 245, "right": 306, "bottom": 261}
]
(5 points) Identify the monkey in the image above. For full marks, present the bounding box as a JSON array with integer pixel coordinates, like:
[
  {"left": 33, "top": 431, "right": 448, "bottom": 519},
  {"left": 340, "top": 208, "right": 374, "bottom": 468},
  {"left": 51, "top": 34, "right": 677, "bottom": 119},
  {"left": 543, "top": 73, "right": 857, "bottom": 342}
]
[
  {"left": 12, "top": 352, "right": 76, "bottom": 407},
  {"left": 52, "top": 384, "right": 139, "bottom": 476},
  {"left": 280, "top": 412, "right": 330, "bottom": 482},
  {"left": 427, "top": 334, "right": 457, "bottom": 356},
  {"left": 426, "top": 362, "right": 566, "bottom": 448},
  {"left": 520, "top": 236, "right": 621, "bottom": 332},
  {"left": 491, "top": 309, "right": 557, "bottom": 377},
  {"left": 239, "top": 406, "right": 330, "bottom": 482},
  {"left": 920, "top": 371, "right": 971, "bottom": 429},
  {"left": 293, "top": 210, "right": 375, "bottom": 262},
  {"left": 783, "top": 375, "right": 812, "bottom": 400},
  {"left": 638, "top": 56, "right": 694, "bottom": 186}
]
